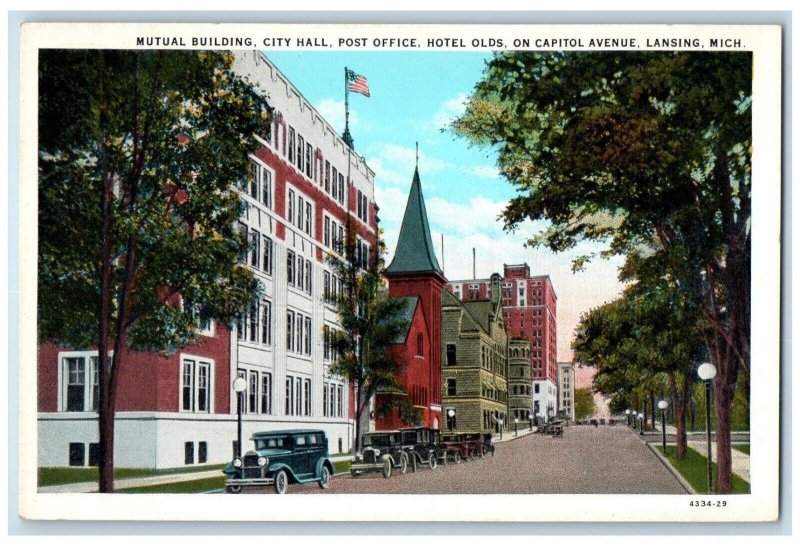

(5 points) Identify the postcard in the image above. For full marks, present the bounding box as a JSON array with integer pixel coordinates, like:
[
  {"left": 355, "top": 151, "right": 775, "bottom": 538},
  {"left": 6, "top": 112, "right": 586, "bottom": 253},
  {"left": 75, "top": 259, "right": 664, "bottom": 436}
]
[{"left": 16, "top": 22, "right": 781, "bottom": 522}]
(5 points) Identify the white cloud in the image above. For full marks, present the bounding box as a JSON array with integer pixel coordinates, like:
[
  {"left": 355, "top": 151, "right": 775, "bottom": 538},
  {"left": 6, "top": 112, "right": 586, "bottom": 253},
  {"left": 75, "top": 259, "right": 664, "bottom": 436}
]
[
  {"left": 429, "top": 92, "right": 469, "bottom": 132},
  {"left": 314, "top": 98, "right": 358, "bottom": 134},
  {"left": 469, "top": 165, "right": 500, "bottom": 179},
  {"left": 367, "top": 143, "right": 452, "bottom": 188}
]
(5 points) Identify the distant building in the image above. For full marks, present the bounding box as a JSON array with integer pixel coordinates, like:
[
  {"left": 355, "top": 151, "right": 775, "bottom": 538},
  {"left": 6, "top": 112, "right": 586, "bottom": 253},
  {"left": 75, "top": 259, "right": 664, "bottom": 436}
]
[
  {"left": 441, "top": 273, "right": 509, "bottom": 434},
  {"left": 508, "top": 339, "right": 533, "bottom": 425},
  {"left": 375, "top": 166, "right": 445, "bottom": 432},
  {"left": 557, "top": 361, "right": 575, "bottom": 422},
  {"left": 449, "top": 263, "right": 557, "bottom": 422}
]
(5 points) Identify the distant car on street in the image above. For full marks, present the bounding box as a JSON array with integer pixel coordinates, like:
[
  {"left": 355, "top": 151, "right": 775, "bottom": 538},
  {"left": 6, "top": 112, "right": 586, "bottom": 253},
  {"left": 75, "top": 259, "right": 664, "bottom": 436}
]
[
  {"left": 222, "top": 429, "right": 334, "bottom": 494},
  {"left": 350, "top": 431, "right": 409, "bottom": 478}
]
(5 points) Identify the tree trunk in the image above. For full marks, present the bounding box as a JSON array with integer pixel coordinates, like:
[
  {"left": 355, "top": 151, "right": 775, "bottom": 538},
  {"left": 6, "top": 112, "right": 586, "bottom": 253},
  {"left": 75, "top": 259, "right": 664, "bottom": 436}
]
[
  {"left": 708, "top": 330, "right": 739, "bottom": 494},
  {"left": 669, "top": 371, "right": 689, "bottom": 459}
]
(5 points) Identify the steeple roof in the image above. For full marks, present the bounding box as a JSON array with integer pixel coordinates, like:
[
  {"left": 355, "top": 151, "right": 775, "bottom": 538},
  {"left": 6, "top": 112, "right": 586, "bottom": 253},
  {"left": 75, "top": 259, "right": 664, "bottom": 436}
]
[{"left": 386, "top": 167, "right": 444, "bottom": 277}]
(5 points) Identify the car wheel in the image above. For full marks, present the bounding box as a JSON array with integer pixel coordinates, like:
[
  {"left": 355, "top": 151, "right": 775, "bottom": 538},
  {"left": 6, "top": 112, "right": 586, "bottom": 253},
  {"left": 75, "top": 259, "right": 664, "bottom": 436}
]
[
  {"left": 454, "top": 452, "right": 461, "bottom": 464},
  {"left": 399, "top": 454, "right": 409, "bottom": 474},
  {"left": 428, "top": 452, "right": 437, "bottom": 470},
  {"left": 318, "top": 465, "right": 331, "bottom": 489},
  {"left": 441, "top": 453, "right": 447, "bottom": 466},
  {"left": 350, "top": 469, "right": 359, "bottom": 478},
  {"left": 226, "top": 485, "right": 243, "bottom": 494},
  {"left": 274, "top": 470, "right": 288, "bottom": 495},
  {"left": 382, "top": 458, "right": 393, "bottom": 479}
]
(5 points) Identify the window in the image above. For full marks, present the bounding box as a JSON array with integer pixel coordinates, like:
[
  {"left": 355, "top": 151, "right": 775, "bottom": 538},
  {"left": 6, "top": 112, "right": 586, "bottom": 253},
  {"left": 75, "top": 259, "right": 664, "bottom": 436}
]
[
  {"left": 304, "top": 378, "right": 311, "bottom": 416},
  {"left": 286, "top": 311, "right": 295, "bottom": 351},
  {"left": 288, "top": 189, "right": 295, "bottom": 225},
  {"left": 331, "top": 167, "right": 338, "bottom": 200},
  {"left": 295, "top": 377, "right": 302, "bottom": 415},
  {"left": 185, "top": 442, "right": 194, "bottom": 465},
  {"left": 324, "top": 271, "right": 331, "bottom": 303},
  {"left": 198, "top": 441, "right": 208, "bottom": 464},
  {"left": 297, "top": 135, "right": 305, "bottom": 172},
  {"left": 248, "top": 302, "right": 258, "bottom": 342},
  {"left": 261, "top": 372, "right": 272, "bottom": 414},
  {"left": 262, "top": 167, "right": 273, "bottom": 209},
  {"left": 296, "top": 255, "right": 304, "bottom": 290},
  {"left": 288, "top": 127, "right": 295, "bottom": 163},
  {"left": 305, "top": 143, "right": 313, "bottom": 178},
  {"left": 249, "top": 160, "right": 259, "bottom": 199},
  {"left": 304, "top": 316, "right": 312, "bottom": 355},
  {"left": 446, "top": 344, "right": 456, "bottom": 366},
  {"left": 447, "top": 378, "right": 456, "bottom": 396},
  {"left": 324, "top": 216, "right": 330, "bottom": 247},
  {"left": 305, "top": 259, "right": 312, "bottom": 294},
  {"left": 416, "top": 333, "right": 424, "bottom": 357},
  {"left": 295, "top": 312, "right": 303, "bottom": 353},
  {"left": 182, "top": 358, "right": 211, "bottom": 413},
  {"left": 324, "top": 161, "right": 331, "bottom": 192},
  {"left": 534, "top": 384, "right": 540, "bottom": 394},
  {"left": 323, "top": 325, "right": 330, "bottom": 360},
  {"left": 60, "top": 354, "right": 103, "bottom": 413},
  {"left": 338, "top": 173, "right": 345, "bottom": 205},
  {"left": 305, "top": 202, "right": 312, "bottom": 235},
  {"left": 249, "top": 371, "right": 258, "bottom": 413},
  {"left": 297, "top": 195, "right": 304, "bottom": 229},
  {"left": 69, "top": 443, "right": 85, "bottom": 467},
  {"left": 88, "top": 443, "right": 100, "bottom": 467},
  {"left": 237, "top": 222, "right": 248, "bottom": 263},
  {"left": 287, "top": 250, "right": 295, "bottom": 286},
  {"left": 262, "top": 236, "right": 273, "bottom": 275},
  {"left": 336, "top": 385, "right": 343, "bottom": 417},
  {"left": 285, "top": 376, "right": 294, "bottom": 415},
  {"left": 261, "top": 300, "right": 272, "bottom": 345},
  {"left": 323, "top": 381, "right": 329, "bottom": 417},
  {"left": 329, "top": 383, "right": 335, "bottom": 417}
]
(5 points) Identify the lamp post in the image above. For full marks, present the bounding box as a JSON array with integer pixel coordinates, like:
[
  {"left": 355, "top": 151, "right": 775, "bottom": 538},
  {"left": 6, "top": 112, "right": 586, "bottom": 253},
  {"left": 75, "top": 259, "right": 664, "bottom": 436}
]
[
  {"left": 658, "top": 400, "right": 669, "bottom": 454},
  {"left": 625, "top": 409, "right": 631, "bottom": 427},
  {"left": 528, "top": 411, "right": 533, "bottom": 431},
  {"left": 514, "top": 417, "right": 519, "bottom": 437},
  {"left": 232, "top": 377, "right": 247, "bottom": 458},
  {"left": 447, "top": 408, "right": 455, "bottom": 432},
  {"left": 698, "top": 362, "right": 717, "bottom": 493},
  {"left": 498, "top": 418, "right": 504, "bottom": 440},
  {"left": 638, "top": 412, "right": 644, "bottom": 434}
]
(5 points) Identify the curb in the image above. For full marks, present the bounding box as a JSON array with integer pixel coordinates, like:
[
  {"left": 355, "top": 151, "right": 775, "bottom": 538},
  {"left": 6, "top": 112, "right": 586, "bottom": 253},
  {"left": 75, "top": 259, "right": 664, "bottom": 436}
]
[{"left": 646, "top": 442, "right": 696, "bottom": 494}]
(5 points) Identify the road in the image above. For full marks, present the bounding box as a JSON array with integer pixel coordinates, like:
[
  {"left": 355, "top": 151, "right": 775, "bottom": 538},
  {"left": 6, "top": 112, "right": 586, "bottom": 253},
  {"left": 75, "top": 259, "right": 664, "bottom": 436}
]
[{"left": 239, "top": 425, "right": 687, "bottom": 495}]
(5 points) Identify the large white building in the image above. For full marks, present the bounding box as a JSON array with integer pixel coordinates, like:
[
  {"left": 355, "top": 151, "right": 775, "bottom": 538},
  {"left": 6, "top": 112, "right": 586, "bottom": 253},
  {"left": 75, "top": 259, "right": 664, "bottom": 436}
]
[
  {"left": 37, "top": 51, "right": 377, "bottom": 469},
  {"left": 557, "top": 361, "right": 575, "bottom": 422}
]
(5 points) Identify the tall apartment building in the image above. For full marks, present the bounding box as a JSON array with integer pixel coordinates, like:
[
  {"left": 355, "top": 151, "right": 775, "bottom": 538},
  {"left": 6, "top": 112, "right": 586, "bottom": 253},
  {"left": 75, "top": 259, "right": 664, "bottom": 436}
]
[
  {"left": 37, "top": 51, "right": 377, "bottom": 469},
  {"left": 449, "top": 263, "right": 558, "bottom": 423},
  {"left": 557, "top": 361, "right": 575, "bottom": 422}
]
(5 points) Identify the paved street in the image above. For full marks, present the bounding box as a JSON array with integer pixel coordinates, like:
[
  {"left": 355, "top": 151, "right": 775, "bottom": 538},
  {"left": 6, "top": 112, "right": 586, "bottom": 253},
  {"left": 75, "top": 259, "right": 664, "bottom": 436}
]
[{"left": 241, "top": 425, "right": 687, "bottom": 495}]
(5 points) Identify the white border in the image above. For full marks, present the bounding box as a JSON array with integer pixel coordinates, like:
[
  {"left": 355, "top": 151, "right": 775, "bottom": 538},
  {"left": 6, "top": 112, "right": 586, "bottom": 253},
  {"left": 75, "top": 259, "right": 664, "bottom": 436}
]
[{"left": 18, "top": 22, "right": 782, "bottom": 522}]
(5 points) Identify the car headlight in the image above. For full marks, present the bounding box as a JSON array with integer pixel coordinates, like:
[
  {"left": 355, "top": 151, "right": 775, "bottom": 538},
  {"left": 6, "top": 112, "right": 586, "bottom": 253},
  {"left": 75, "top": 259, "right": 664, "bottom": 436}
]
[
  {"left": 232, "top": 458, "right": 242, "bottom": 468},
  {"left": 257, "top": 457, "right": 268, "bottom": 467},
  {"left": 353, "top": 451, "right": 362, "bottom": 462}
]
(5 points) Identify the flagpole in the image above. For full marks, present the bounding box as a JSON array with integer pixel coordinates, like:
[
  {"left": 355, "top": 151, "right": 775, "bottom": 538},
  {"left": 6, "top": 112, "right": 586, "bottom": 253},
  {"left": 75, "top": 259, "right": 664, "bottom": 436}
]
[{"left": 343, "top": 66, "right": 353, "bottom": 148}]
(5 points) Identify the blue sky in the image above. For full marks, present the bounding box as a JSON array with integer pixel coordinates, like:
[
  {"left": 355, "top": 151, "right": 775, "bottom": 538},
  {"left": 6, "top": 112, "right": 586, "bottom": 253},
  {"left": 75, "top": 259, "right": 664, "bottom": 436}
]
[{"left": 266, "top": 50, "right": 625, "bottom": 360}]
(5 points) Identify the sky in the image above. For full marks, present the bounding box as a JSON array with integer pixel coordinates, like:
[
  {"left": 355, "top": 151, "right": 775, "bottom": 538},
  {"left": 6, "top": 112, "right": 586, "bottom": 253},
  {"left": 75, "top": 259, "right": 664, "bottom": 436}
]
[{"left": 266, "top": 50, "right": 626, "bottom": 362}]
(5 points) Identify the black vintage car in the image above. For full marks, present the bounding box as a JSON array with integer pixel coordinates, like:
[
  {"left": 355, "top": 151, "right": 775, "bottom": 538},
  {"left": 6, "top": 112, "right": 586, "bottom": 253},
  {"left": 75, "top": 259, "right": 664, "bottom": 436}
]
[
  {"left": 398, "top": 427, "right": 442, "bottom": 471},
  {"left": 222, "top": 429, "right": 334, "bottom": 494},
  {"left": 350, "top": 431, "right": 409, "bottom": 478}
]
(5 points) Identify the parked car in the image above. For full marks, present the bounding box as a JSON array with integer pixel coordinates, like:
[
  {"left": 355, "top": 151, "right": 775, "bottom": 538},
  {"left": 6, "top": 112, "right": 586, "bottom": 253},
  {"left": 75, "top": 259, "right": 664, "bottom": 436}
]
[
  {"left": 222, "top": 429, "right": 334, "bottom": 494},
  {"left": 350, "top": 431, "right": 409, "bottom": 478},
  {"left": 399, "top": 427, "right": 442, "bottom": 471},
  {"left": 439, "top": 433, "right": 482, "bottom": 463},
  {"left": 481, "top": 433, "right": 495, "bottom": 457},
  {"left": 461, "top": 433, "right": 485, "bottom": 459}
]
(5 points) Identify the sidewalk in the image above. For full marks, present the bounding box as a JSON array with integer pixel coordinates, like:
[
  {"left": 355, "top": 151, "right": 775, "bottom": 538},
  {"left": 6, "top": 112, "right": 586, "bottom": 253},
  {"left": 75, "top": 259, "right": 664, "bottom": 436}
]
[{"left": 38, "top": 468, "right": 224, "bottom": 493}]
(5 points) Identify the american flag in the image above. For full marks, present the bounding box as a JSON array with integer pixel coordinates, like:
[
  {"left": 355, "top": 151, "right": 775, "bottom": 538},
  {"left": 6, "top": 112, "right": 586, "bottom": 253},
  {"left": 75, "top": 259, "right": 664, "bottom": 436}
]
[{"left": 347, "top": 69, "right": 370, "bottom": 97}]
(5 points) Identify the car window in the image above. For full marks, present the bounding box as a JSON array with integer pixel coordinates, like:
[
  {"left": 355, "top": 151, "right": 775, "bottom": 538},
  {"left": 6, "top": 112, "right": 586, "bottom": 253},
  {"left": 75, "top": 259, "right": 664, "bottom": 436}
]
[
  {"left": 295, "top": 436, "right": 307, "bottom": 446},
  {"left": 308, "top": 435, "right": 317, "bottom": 445}
]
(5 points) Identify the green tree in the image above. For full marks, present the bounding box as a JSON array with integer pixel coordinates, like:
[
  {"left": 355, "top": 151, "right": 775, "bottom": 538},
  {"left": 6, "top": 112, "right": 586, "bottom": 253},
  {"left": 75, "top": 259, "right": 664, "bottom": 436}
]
[
  {"left": 455, "top": 51, "right": 751, "bottom": 493},
  {"left": 38, "top": 50, "right": 270, "bottom": 492},
  {"left": 573, "top": 280, "right": 706, "bottom": 458},
  {"left": 574, "top": 388, "right": 596, "bottom": 421},
  {"left": 327, "top": 222, "right": 420, "bottom": 452}
]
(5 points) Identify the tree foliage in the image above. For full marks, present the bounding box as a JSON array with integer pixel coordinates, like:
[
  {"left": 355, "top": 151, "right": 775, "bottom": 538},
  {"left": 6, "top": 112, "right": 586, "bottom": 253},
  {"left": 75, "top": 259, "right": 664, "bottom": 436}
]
[
  {"left": 455, "top": 51, "right": 751, "bottom": 492},
  {"left": 327, "top": 223, "right": 420, "bottom": 450},
  {"left": 38, "top": 50, "right": 271, "bottom": 491},
  {"left": 573, "top": 388, "right": 596, "bottom": 421}
]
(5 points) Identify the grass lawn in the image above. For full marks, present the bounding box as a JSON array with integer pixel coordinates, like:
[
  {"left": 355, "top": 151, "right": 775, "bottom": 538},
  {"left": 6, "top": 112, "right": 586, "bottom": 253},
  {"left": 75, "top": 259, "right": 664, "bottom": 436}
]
[
  {"left": 38, "top": 464, "right": 225, "bottom": 487},
  {"left": 663, "top": 445, "right": 749, "bottom": 494},
  {"left": 333, "top": 460, "right": 351, "bottom": 474},
  {"left": 732, "top": 444, "right": 750, "bottom": 455},
  {"left": 117, "top": 477, "right": 226, "bottom": 494}
]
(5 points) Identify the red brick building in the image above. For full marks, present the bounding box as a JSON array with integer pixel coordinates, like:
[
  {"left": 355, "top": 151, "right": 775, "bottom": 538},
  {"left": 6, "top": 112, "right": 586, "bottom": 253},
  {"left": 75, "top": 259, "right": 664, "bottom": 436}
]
[
  {"left": 448, "top": 264, "right": 558, "bottom": 422},
  {"left": 375, "top": 167, "right": 445, "bottom": 431}
]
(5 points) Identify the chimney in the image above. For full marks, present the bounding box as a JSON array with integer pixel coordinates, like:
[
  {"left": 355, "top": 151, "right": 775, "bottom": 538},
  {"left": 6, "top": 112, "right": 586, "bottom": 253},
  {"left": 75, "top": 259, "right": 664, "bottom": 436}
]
[{"left": 490, "top": 273, "right": 501, "bottom": 306}]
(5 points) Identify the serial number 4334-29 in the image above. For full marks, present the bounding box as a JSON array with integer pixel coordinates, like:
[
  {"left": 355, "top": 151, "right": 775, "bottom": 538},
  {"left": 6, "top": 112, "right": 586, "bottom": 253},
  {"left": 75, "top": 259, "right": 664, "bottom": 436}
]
[{"left": 689, "top": 500, "right": 728, "bottom": 507}]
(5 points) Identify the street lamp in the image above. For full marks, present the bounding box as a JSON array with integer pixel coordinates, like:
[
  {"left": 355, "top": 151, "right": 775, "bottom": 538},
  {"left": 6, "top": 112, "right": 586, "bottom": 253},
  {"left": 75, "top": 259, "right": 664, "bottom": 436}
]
[
  {"left": 658, "top": 400, "right": 669, "bottom": 454},
  {"left": 528, "top": 411, "right": 533, "bottom": 431},
  {"left": 514, "top": 417, "right": 519, "bottom": 437},
  {"left": 638, "top": 412, "right": 644, "bottom": 434},
  {"left": 498, "top": 418, "right": 504, "bottom": 440},
  {"left": 232, "top": 377, "right": 247, "bottom": 458},
  {"left": 625, "top": 408, "right": 632, "bottom": 427},
  {"left": 447, "top": 408, "right": 456, "bottom": 431},
  {"left": 698, "top": 362, "right": 717, "bottom": 493}
]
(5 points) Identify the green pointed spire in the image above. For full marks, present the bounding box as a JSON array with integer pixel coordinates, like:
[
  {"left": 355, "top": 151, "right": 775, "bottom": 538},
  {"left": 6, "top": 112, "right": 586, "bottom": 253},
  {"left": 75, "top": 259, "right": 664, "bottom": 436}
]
[{"left": 386, "top": 166, "right": 443, "bottom": 276}]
